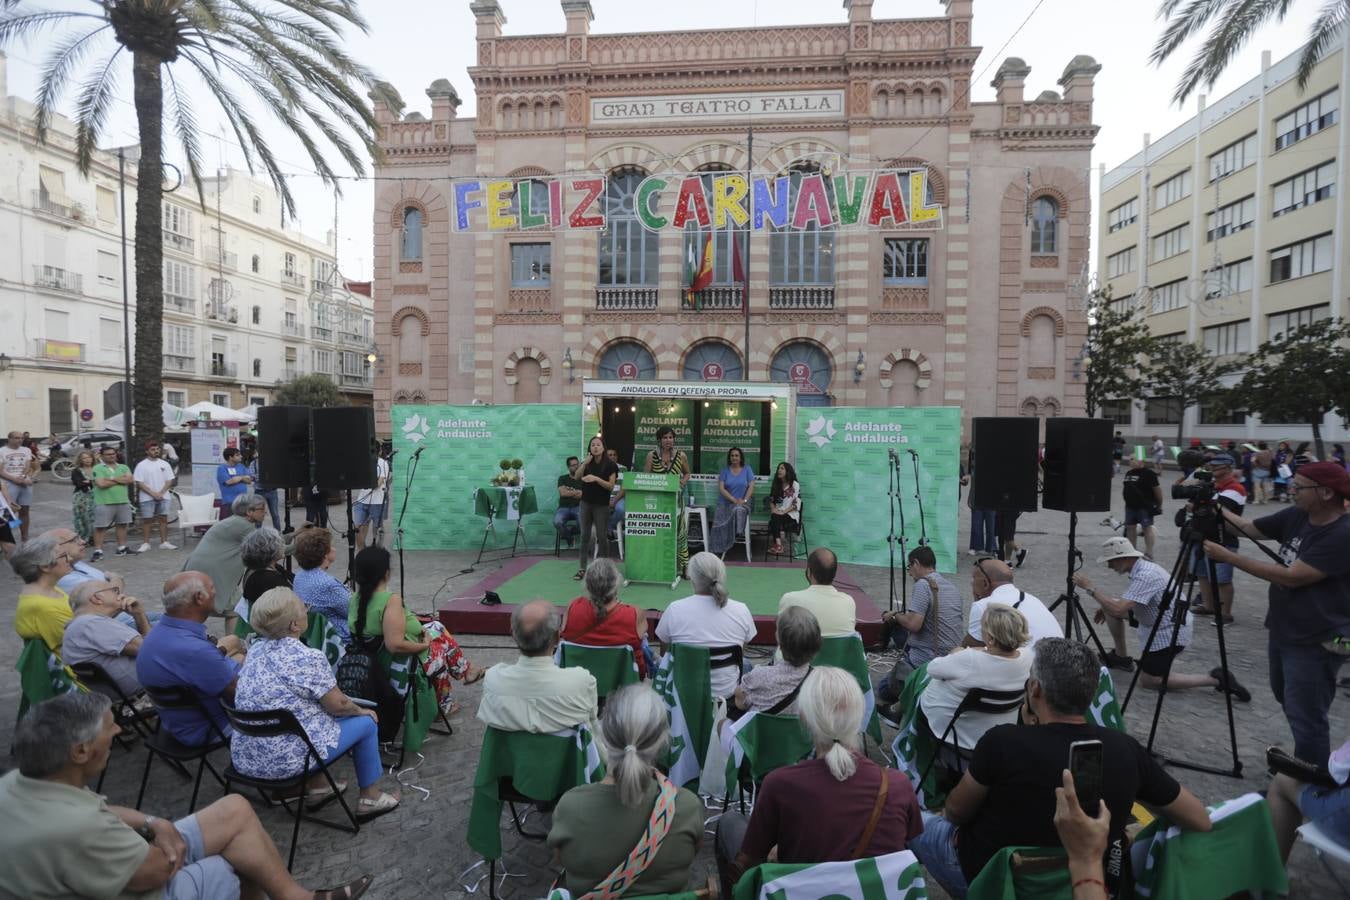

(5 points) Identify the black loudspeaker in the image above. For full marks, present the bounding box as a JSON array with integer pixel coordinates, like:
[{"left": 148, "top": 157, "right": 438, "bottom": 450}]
[
  {"left": 256, "top": 405, "right": 311, "bottom": 489},
  {"left": 970, "top": 417, "right": 1040, "bottom": 511},
  {"left": 311, "top": 406, "right": 378, "bottom": 490},
  {"left": 1042, "top": 418, "right": 1114, "bottom": 512}
]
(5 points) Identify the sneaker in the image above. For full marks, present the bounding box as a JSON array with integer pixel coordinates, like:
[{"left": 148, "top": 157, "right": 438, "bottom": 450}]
[
  {"left": 1015, "top": 548, "right": 1028, "bottom": 568},
  {"left": 967, "top": 548, "right": 980, "bottom": 557},
  {"left": 1210, "top": 615, "right": 1235, "bottom": 625},
  {"left": 158, "top": 541, "right": 178, "bottom": 550},
  {"left": 91, "top": 549, "right": 104, "bottom": 561},
  {"left": 136, "top": 543, "right": 152, "bottom": 554},
  {"left": 115, "top": 546, "right": 129, "bottom": 556},
  {"left": 1101, "top": 650, "right": 1135, "bottom": 672}
]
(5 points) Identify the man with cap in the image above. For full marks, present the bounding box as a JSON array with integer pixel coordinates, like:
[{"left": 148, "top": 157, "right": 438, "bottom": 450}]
[
  {"left": 1074, "top": 537, "right": 1250, "bottom": 700},
  {"left": 1205, "top": 461, "right": 1350, "bottom": 763},
  {"left": 1188, "top": 452, "right": 1246, "bottom": 624}
]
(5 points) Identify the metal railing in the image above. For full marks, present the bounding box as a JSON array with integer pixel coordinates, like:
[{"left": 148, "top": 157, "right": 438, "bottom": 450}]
[
  {"left": 309, "top": 326, "right": 334, "bottom": 342},
  {"left": 203, "top": 246, "right": 239, "bottom": 271},
  {"left": 33, "top": 265, "right": 83, "bottom": 293},
  {"left": 162, "top": 230, "right": 195, "bottom": 254},
  {"left": 32, "top": 191, "right": 84, "bottom": 221},
  {"left": 281, "top": 270, "right": 305, "bottom": 289},
  {"left": 682, "top": 286, "right": 744, "bottom": 311},
  {"left": 163, "top": 293, "right": 196, "bottom": 313},
  {"left": 339, "top": 330, "right": 369, "bottom": 346},
  {"left": 33, "top": 338, "right": 85, "bottom": 362},
  {"left": 281, "top": 321, "right": 304, "bottom": 338},
  {"left": 595, "top": 286, "right": 658, "bottom": 311},
  {"left": 163, "top": 354, "right": 195, "bottom": 373},
  {"left": 768, "top": 286, "right": 835, "bottom": 310},
  {"left": 205, "top": 304, "right": 238, "bottom": 323},
  {"left": 210, "top": 360, "right": 237, "bottom": 377},
  {"left": 339, "top": 371, "right": 374, "bottom": 387}
]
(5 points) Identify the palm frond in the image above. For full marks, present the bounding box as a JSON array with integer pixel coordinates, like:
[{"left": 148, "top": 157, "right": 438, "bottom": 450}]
[
  {"left": 0, "top": 8, "right": 103, "bottom": 44},
  {"left": 71, "top": 47, "right": 123, "bottom": 174},
  {"left": 1150, "top": 0, "right": 1234, "bottom": 67},
  {"left": 1297, "top": 0, "right": 1350, "bottom": 90},
  {"left": 32, "top": 24, "right": 110, "bottom": 141},
  {"left": 1167, "top": 0, "right": 1294, "bottom": 105},
  {"left": 165, "top": 66, "right": 208, "bottom": 210}
]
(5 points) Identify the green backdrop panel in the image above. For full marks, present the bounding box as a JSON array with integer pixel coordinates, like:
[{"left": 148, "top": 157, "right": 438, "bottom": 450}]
[
  {"left": 634, "top": 399, "right": 694, "bottom": 466},
  {"left": 699, "top": 400, "right": 763, "bottom": 474},
  {"left": 391, "top": 404, "right": 582, "bottom": 550},
  {"left": 794, "top": 407, "right": 962, "bottom": 572}
]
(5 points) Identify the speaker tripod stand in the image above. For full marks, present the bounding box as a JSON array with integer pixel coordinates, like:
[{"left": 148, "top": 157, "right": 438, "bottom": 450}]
[{"left": 1047, "top": 512, "right": 1110, "bottom": 657}]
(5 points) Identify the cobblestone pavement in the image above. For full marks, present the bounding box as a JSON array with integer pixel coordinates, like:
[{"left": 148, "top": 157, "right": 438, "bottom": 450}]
[{"left": 2, "top": 476, "right": 1346, "bottom": 897}]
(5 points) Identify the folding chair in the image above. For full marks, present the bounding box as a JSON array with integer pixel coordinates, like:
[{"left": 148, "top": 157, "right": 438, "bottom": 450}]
[
  {"left": 135, "top": 685, "right": 230, "bottom": 815},
  {"left": 69, "top": 661, "right": 167, "bottom": 792},
  {"left": 558, "top": 641, "right": 640, "bottom": 708},
  {"left": 917, "top": 686, "right": 1024, "bottom": 790},
  {"left": 813, "top": 634, "right": 884, "bottom": 749},
  {"left": 219, "top": 701, "right": 361, "bottom": 871},
  {"left": 722, "top": 712, "right": 814, "bottom": 812},
  {"left": 763, "top": 499, "right": 807, "bottom": 562},
  {"left": 1298, "top": 821, "right": 1350, "bottom": 894}
]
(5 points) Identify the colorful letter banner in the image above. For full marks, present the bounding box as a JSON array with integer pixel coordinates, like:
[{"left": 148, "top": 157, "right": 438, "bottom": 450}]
[
  {"left": 699, "top": 401, "right": 763, "bottom": 475},
  {"left": 634, "top": 399, "right": 695, "bottom": 468}
]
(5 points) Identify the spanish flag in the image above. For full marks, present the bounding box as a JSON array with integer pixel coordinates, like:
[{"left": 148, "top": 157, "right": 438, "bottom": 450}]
[{"left": 685, "top": 233, "right": 714, "bottom": 309}]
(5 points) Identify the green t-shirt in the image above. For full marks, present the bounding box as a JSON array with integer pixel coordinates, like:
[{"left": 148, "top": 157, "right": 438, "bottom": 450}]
[
  {"left": 557, "top": 474, "right": 583, "bottom": 509},
  {"left": 92, "top": 463, "right": 132, "bottom": 506}
]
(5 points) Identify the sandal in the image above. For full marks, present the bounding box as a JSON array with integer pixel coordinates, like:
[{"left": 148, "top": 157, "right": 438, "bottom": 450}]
[
  {"left": 461, "top": 664, "right": 486, "bottom": 685},
  {"left": 303, "top": 779, "right": 349, "bottom": 809},
  {"left": 356, "top": 791, "right": 401, "bottom": 821},
  {"left": 573, "top": 570, "right": 585, "bottom": 580},
  {"left": 313, "top": 873, "right": 374, "bottom": 900},
  {"left": 440, "top": 700, "right": 462, "bottom": 716}
]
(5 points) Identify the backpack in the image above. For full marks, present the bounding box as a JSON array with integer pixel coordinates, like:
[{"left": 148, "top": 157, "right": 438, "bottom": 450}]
[{"left": 335, "top": 599, "right": 406, "bottom": 742}]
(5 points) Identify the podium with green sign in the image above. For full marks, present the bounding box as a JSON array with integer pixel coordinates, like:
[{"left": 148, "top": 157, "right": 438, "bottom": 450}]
[{"left": 621, "top": 472, "right": 681, "bottom": 588}]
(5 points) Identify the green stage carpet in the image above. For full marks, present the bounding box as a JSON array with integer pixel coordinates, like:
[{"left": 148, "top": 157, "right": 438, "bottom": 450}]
[{"left": 492, "top": 558, "right": 806, "bottom": 616}]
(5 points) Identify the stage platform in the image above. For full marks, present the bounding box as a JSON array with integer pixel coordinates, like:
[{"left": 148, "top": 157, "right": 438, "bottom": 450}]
[{"left": 438, "top": 556, "right": 885, "bottom": 646}]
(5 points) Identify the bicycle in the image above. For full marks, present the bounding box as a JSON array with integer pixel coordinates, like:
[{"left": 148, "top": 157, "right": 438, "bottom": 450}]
[{"left": 51, "top": 457, "right": 75, "bottom": 480}]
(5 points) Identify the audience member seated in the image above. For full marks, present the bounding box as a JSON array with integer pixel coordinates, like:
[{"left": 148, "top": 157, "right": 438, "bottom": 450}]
[
  {"left": 910, "top": 637, "right": 1211, "bottom": 898},
  {"left": 560, "top": 558, "right": 650, "bottom": 678},
  {"left": 1267, "top": 735, "right": 1350, "bottom": 864},
  {"left": 292, "top": 527, "right": 352, "bottom": 643},
  {"left": 548, "top": 684, "right": 704, "bottom": 896},
  {"left": 62, "top": 580, "right": 150, "bottom": 698},
  {"left": 231, "top": 588, "right": 400, "bottom": 819},
  {"left": 0, "top": 692, "right": 373, "bottom": 899},
  {"left": 717, "top": 667, "right": 923, "bottom": 896},
  {"left": 777, "top": 547, "right": 856, "bottom": 638},
  {"left": 55, "top": 530, "right": 115, "bottom": 594},
  {"left": 766, "top": 461, "right": 801, "bottom": 556},
  {"left": 878, "top": 545, "right": 965, "bottom": 701},
  {"left": 478, "top": 599, "right": 598, "bottom": 733},
  {"left": 915, "top": 605, "right": 1033, "bottom": 750},
  {"left": 656, "top": 552, "right": 756, "bottom": 699},
  {"left": 554, "top": 456, "right": 583, "bottom": 549},
  {"left": 238, "top": 527, "right": 293, "bottom": 627},
  {"left": 183, "top": 493, "right": 271, "bottom": 634},
  {"left": 732, "top": 606, "right": 821, "bottom": 718},
  {"left": 348, "top": 546, "right": 482, "bottom": 717},
  {"left": 136, "top": 571, "right": 246, "bottom": 745},
  {"left": 12, "top": 531, "right": 75, "bottom": 651},
  {"left": 965, "top": 558, "right": 1062, "bottom": 649}
]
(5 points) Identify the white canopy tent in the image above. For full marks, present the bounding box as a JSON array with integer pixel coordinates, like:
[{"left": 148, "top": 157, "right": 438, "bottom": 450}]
[
  {"left": 102, "top": 402, "right": 191, "bottom": 433},
  {"left": 184, "top": 401, "right": 256, "bottom": 422}
]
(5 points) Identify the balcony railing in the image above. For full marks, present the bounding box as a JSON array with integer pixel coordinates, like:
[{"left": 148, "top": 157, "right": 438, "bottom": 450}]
[
  {"left": 339, "top": 371, "right": 374, "bottom": 387},
  {"left": 682, "top": 286, "right": 744, "bottom": 311},
  {"left": 281, "top": 270, "right": 305, "bottom": 289},
  {"left": 310, "top": 326, "right": 334, "bottom": 342},
  {"left": 163, "top": 354, "right": 195, "bottom": 373},
  {"left": 283, "top": 366, "right": 301, "bottom": 381},
  {"left": 164, "top": 292, "right": 196, "bottom": 313},
  {"left": 769, "top": 286, "right": 835, "bottom": 310},
  {"left": 281, "top": 321, "right": 304, "bottom": 338},
  {"left": 34, "top": 338, "right": 85, "bottom": 362},
  {"left": 339, "top": 330, "right": 369, "bottom": 346},
  {"left": 205, "top": 304, "right": 238, "bottom": 323},
  {"left": 210, "top": 360, "right": 237, "bottom": 377},
  {"left": 203, "top": 246, "right": 238, "bottom": 271},
  {"left": 32, "top": 191, "right": 85, "bottom": 222},
  {"left": 596, "top": 286, "right": 658, "bottom": 311},
  {"left": 162, "top": 230, "right": 195, "bottom": 254},
  {"left": 33, "top": 265, "right": 83, "bottom": 294}
]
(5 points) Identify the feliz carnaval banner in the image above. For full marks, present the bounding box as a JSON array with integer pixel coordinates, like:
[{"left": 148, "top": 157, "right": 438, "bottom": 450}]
[{"left": 450, "top": 168, "right": 943, "bottom": 233}]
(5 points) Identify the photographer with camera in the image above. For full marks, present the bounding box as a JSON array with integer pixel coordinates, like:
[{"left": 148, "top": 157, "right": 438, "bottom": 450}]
[
  {"left": 1178, "top": 453, "right": 1246, "bottom": 625},
  {"left": 1203, "top": 462, "right": 1350, "bottom": 764}
]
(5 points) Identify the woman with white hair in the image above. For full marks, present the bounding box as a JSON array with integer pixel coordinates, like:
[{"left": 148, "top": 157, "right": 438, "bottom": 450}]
[
  {"left": 655, "top": 551, "right": 755, "bottom": 698},
  {"left": 231, "top": 587, "right": 400, "bottom": 819},
  {"left": 237, "top": 527, "right": 293, "bottom": 634},
  {"left": 717, "top": 667, "right": 922, "bottom": 893},
  {"left": 548, "top": 684, "right": 703, "bottom": 896},
  {"left": 12, "top": 532, "right": 75, "bottom": 651},
  {"left": 920, "top": 603, "right": 1033, "bottom": 751}
]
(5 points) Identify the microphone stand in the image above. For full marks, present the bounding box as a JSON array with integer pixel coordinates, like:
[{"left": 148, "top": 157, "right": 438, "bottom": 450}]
[
  {"left": 908, "top": 449, "right": 928, "bottom": 548},
  {"left": 395, "top": 448, "right": 425, "bottom": 599},
  {"left": 886, "top": 448, "right": 898, "bottom": 613},
  {"left": 892, "top": 449, "right": 908, "bottom": 613}
]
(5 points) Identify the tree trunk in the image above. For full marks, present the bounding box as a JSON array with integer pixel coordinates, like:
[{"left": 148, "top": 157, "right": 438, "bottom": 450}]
[
  {"left": 131, "top": 50, "right": 165, "bottom": 466},
  {"left": 1312, "top": 419, "right": 1325, "bottom": 461}
]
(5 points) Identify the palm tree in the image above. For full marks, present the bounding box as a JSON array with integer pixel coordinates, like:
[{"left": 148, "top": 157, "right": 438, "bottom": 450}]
[
  {"left": 0, "top": 0, "right": 393, "bottom": 457},
  {"left": 1152, "top": 0, "right": 1347, "bottom": 105}
]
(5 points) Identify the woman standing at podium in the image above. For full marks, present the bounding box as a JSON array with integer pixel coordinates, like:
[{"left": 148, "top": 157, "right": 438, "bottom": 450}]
[{"left": 645, "top": 426, "right": 691, "bottom": 577}]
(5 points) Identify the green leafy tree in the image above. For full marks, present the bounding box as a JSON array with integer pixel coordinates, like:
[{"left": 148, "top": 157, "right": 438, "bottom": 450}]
[
  {"left": 1145, "top": 342, "right": 1245, "bottom": 448},
  {"left": 1082, "top": 288, "right": 1158, "bottom": 418},
  {"left": 1152, "top": 0, "right": 1346, "bottom": 104},
  {"left": 1, "top": 0, "right": 394, "bottom": 460},
  {"left": 1231, "top": 318, "right": 1350, "bottom": 459},
  {"left": 273, "top": 373, "right": 344, "bottom": 410}
]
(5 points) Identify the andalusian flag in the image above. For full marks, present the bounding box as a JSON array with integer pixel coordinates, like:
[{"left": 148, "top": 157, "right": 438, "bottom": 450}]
[
  {"left": 685, "top": 233, "right": 714, "bottom": 309},
  {"left": 652, "top": 645, "right": 715, "bottom": 789},
  {"left": 732, "top": 851, "right": 929, "bottom": 900},
  {"left": 1130, "top": 793, "right": 1288, "bottom": 899},
  {"left": 16, "top": 638, "right": 82, "bottom": 719}
]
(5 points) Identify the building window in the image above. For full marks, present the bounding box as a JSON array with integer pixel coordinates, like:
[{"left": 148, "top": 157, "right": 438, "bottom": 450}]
[
  {"left": 1275, "top": 89, "right": 1339, "bottom": 151},
  {"left": 596, "top": 340, "right": 656, "bottom": 380},
  {"left": 283, "top": 252, "right": 297, "bottom": 277},
  {"left": 1151, "top": 279, "right": 1186, "bottom": 314},
  {"left": 770, "top": 166, "right": 835, "bottom": 286},
  {"left": 1154, "top": 169, "right": 1192, "bottom": 209},
  {"left": 1272, "top": 160, "right": 1335, "bottom": 217},
  {"left": 163, "top": 261, "right": 195, "bottom": 303},
  {"left": 1202, "top": 320, "right": 1249, "bottom": 357},
  {"left": 682, "top": 340, "right": 743, "bottom": 382},
  {"left": 1208, "top": 133, "right": 1257, "bottom": 181},
  {"left": 1268, "top": 303, "right": 1331, "bottom": 340},
  {"left": 1153, "top": 224, "right": 1190, "bottom": 261},
  {"left": 164, "top": 324, "right": 195, "bottom": 357},
  {"left": 683, "top": 167, "right": 746, "bottom": 290},
  {"left": 1145, "top": 397, "right": 1182, "bottom": 425},
  {"left": 1216, "top": 257, "right": 1254, "bottom": 294},
  {"left": 1199, "top": 398, "right": 1245, "bottom": 425},
  {"left": 248, "top": 305, "right": 259, "bottom": 325},
  {"left": 882, "top": 238, "right": 929, "bottom": 285},
  {"left": 1030, "top": 197, "right": 1058, "bottom": 254},
  {"left": 399, "top": 205, "right": 424, "bottom": 261},
  {"left": 252, "top": 358, "right": 262, "bottom": 377},
  {"left": 166, "top": 390, "right": 186, "bottom": 407},
  {"left": 249, "top": 396, "right": 266, "bottom": 407},
  {"left": 770, "top": 341, "right": 833, "bottom": 407},
  {"left": 1270, "top": 233, "right": 1333, "bottom": 283},
  {"left": 97, "top": 251, "right": 118, "bottom": 285},
  {"left": 1098, "top": 399, "right": 1132, "bottom": 425},
  {"left": 250, "top": 254, "right": 260, "bottom": 273},
  {"left": 99, "top": 317, "right": 123, "bottom": 351},
  {"left": 96, "top": 186, "right": 117, "bottom": 223},
  {"left": 1107, "top": 197, "right": 1138, "bottom": 233},
  {"left": 598, "top": 169, "right": 659, "bottom": 286},
  {"left": 252, "top": 196, "right": 261, "bottom": 214},
  {"left": 162, "top": 202, "right": 193, "bottom": 235},
  {"left": 510, "top": 243, "right": 552, "bottom": 287},
  {"left": 1106, "top": 246, "right": 1137, "bottom": 279},
  {"left": 1206, "top": 195, "right": 1255, "bottom": 241},
  {"left": 312, "top": 348, "right": 334, "bottom": 374},
  {"left": 210, "top": 392, "right": 230, "bottom": 407}
]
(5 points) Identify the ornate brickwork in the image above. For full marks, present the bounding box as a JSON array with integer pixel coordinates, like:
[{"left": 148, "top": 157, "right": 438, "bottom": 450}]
[
  {"left": 567, "top": 93, "right": 585, "bottom": 125},
  {"left": 478, "top": 42, "right": 493, "bottom": 65},
  {"left": 953, "top": 20, "right": 970, "bottom": 46},
  {"left": 587, "top": 26, "right": 850, "bottom": 66},
  {"left": 852, "top": 25, "right": 869, "bottom": 49},
  {"left": 507, "top": 289, "right": 552, "bottom": 312},
  {"left": 879, "top": 349, "right": 933, "bottom": 389},
  {"left": 1030, "top": 186, "right": 1071, "bottom": 216},
  {"left": 398, "top": 363, "right": 423, "bottom": 376},
  {"left": 392, "top": 284, "right": 429, "bottom": 295},
  {"left": 880, "top": 157, "right": 948, "bottom": 205},
  {"left": 1029, "top": 256, "right": 1059, "bottom": 268},
  {"left": 869, "top": 312, "right": 944, "bottom": 325},
  {"left": 495, "top": 312, "right": 563, "bottom": 325},
  {"left": 399, "top": 261, "right": 424, "bottom": 273},
  {"left": 503, "top": 347, "right": 552, "bottom": 386},
  {"left": 881, "top": 287, "right": 930, "bottom": 309},
  {"left": 1027, "top": 367, "right": 1056, "bottom": 380},
  {"left": 391, "top": 307, "right": 430, "bottom": 336},
  {"left": 1020, "top": 306, "right": 1066, "bottom": 337},
  {"left": 1023, "top": 281, "right": 1067, "bottom": 293}
]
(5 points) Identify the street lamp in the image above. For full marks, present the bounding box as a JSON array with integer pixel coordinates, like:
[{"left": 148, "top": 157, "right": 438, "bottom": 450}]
[
  {"left": 853, "top": 349, "right": 866, "bottom": 384},
  {"left": 562, "top": 347, "right": 574, "bottom": 383}
]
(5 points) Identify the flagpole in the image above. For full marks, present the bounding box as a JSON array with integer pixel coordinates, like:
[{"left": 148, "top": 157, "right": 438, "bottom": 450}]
[{"left": 743, "top": 124, "right": 753, "bottom": 379}]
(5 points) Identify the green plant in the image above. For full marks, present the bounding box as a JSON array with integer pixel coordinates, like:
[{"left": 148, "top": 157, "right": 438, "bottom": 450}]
[{"left": 510, "top": 458, "right": 524, "bottom": 469}]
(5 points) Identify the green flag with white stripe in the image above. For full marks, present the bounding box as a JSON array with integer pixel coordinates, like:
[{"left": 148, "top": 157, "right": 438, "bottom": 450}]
[
  {"left": 1130, "top": 793, "right": 1287, "bottom": 899},
  {"left": 303, "top": 612, "right": 345, "bottom": 672},
  {"left": 652, "top": 645, "right": 714, "bottom": 790},
  {"left": 814, "top": 635, "right": 883, "bottom": 744},
  {"left": 722, "top": 710, "right": 815, "bottom": 798},
  {"left": 732, "top": 850, "right": 929, "bottom": 900},
  {"left": 16, "top": 638, "right": 82, "bottom": 719}
]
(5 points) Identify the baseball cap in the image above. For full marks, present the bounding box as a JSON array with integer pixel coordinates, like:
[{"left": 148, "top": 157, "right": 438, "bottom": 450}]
[
  {"left": 1208, "top": 453, "right": 1235, "bottom": 467},
  {"left": 1296, "top": 462, "right": 1350, "bottom": 499},
  {"left": 1097, "top": 536, "right": 1145, "bottom": 563},
  {"left": 1189, "top": 438, "right": 1203, "bottom": 447}
]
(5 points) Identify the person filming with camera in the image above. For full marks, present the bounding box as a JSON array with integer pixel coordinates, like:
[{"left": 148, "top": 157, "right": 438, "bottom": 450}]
[
  {"left": 1178, "top": 453, "right": 1246, "bottom": 624},
  {"left": 1203, "top": 462, "right": 1350, "bottom": 764}
]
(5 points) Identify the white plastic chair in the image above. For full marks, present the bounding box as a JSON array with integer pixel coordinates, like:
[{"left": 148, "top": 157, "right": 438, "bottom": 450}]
[
  {"left": 1298, "top": 821, "right": 1350, "bottom": 893},
  {"left": 173, "top": 492, "right": 219, "bottom": 543},
  {"left": 687, "top": 506, "right": 710, "bottom": 551}
]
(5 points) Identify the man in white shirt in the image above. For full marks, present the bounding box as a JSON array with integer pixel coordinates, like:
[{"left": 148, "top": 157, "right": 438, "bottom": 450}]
[
  {"left": 477, "top": 600, "right": 597, "bottom": 733},
  {"left": 132, "top": 442, "right": 177, "bottom": 553},
  {"left": 776, "top": 547, "right": 857, "bottom": 638},
  {"left": 354, "top": 453, "right": 390, "bottom": 548},
  {"left": 1, "top": 430, "right": 39, "bottom": 541},
  {"left": 964, "top": 558, "right": 1062, "bottom": 648}
]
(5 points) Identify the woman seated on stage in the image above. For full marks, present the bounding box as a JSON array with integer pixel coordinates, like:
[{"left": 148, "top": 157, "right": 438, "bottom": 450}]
[
  {"left": 731, "top": 605, "right": 820, "bottom": 718},
  {"left": 548, "top": 684, "right": 704, "bottom": 897},
  {"left": 347, "top": 546, "right": 483, "bottom": 717},
  {"left": 767, "top": 461, "right": 801, "bottom": 556},
  {"left": 1267, "top": 735, "right": 1350, "bottom": 864},
  {"left": 292, "top": 527, "right": 352, "bottom": 643},
  {"left": 655, "top": 552, "right": 755, "bottom": 699},
  {"left": 561, "top": 558, "right": 650, "bottom": 678},
  {"left": 709, "top": 447, "right": 755, "bottom": 557},
  {"left": 919, "top": 604, "right": 1033, "bottom": 751}
]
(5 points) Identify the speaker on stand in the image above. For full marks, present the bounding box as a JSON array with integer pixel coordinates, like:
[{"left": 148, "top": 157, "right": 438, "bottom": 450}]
[
  {"left": 311, "top": 407, "right": 379, "bottom": 579},
  {"left": 256, "top": 405, "right": 311, "bottom": 564},
  {"left": 970, "top": 417, "right": 1041, "bottom": 511}
]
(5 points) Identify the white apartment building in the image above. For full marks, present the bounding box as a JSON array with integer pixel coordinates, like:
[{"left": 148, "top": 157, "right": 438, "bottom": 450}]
[{"left": 1097, "top": 32, "right": 1349, "bottom": 446}]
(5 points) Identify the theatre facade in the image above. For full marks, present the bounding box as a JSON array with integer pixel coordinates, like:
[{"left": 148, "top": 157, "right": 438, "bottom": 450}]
[{"left": 369, "top": 0, "right": 1099, "bottom": 437}]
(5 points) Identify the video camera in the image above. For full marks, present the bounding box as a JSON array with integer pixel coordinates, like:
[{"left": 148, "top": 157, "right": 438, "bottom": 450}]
[
  {"left": 1172, "top": 469, "right": 1225, "bottom": 545},
  {"left": 1171, "top": 468, "right": 1216, "bottom": 503}
]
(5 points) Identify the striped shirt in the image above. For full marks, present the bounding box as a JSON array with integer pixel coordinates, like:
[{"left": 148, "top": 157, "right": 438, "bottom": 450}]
[{"left": 1122, "top": 557, "right": 1189, "bottom": 654}]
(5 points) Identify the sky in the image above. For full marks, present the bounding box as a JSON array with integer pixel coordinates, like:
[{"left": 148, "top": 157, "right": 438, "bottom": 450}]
[{"left": 3, "top": 0, "right": 1316, "bottom": 279}]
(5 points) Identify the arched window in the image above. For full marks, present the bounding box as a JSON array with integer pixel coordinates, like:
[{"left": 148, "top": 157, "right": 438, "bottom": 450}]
[
  {"left": 598, "top": 168, "right": 658, "bottom": 286},
  {"left": 514, "top": 358, "right": 542, "bottom": 404},
  {"left": 682, "top": 340, "right": 743, "bottom": 382},
  {"left": 1028, "top": 314, "right": 1057, "bottom": 368},
  {"left": 770, "top": 165, "right": 835, "bottom": 287},
  {"left": 1031, "top": 197, "right": 1058, "bottom": 254},
  {"left": 683, "top": 165, "right": 744, "bottom": 307},
  {"left": 597, "top": 340, "right": 656, "bottom": 380},
  {"left": 250, "top": 255, "right": 260, "bottom": 273},
  {"left": 401, "top": 207, "right": 424, "bottom": 261},
  {"left": 770, "top": 341, "right": 833, "bottom": 406},
  {"left": 889, "top": 359, "right": 922, "bottom": 408}
]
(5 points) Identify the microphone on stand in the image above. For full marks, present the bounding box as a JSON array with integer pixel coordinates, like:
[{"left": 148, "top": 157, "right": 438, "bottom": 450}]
[
  {"left": 413, "top": 445, "right": 425, "bottom": 458},
  {"left": 907, "top": 448, "right": 920, "bottom": 457}
]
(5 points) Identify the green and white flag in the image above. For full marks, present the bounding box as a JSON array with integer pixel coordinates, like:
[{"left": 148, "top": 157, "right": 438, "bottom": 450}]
[
  {"left": 303, "top": 612, "right": 345, "bottom": 673},
  {"left": 1088, "top": 665, "right": 1125, "bottom": 731},
  {"left": 732, "top": 850, "right": 929, "bottom": 900},
  {"left": 722, "top": 710, "right": 815, "bottom": 798},
  {"left": 558, "top": 641, "right": 640, "bottom": 698},
  {"left": 815, "top": 635, "right": 883, "bottom": 744},
  {"left": 16, "top": 638, "right": 82, "bottom": 719},
  {"left": 652, "top": 645, "right": 714, "bottom": 790}
]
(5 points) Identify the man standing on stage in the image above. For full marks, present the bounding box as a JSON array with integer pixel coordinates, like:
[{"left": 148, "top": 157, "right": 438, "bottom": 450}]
[
  {"left": 1121, "top": 457, "right": 1162, "bottom": 559},
  {"left": 1205, "top": 462, "right": 1350, "bottom": 763}
]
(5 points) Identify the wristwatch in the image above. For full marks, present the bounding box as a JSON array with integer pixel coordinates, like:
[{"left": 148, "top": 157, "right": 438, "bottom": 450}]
[{"left": 136, "top": 815, "right": 158, "bottom": 842}]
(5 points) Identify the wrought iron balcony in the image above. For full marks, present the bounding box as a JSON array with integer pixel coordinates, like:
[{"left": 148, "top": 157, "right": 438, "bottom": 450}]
[
  {"left": 281, "top": 321, "right": 304, "bottom": 338},
  {"left": 595, "top": 286, "right": 658, "bottom": 311},
  {"left": 32, "top": 191, "right": 85, "bottom": 222},
  {"left": 33, "top": 265, "right": 83, "bottom": 294},
  {"left": 681, "top": 286, "right": 744, "bottom": 311},
  {"left": 163, "top": 354, "right": 196, "bottom": 373},
  {"left": 281, "top": 270, "right": 306, "bottom": 289},
  {"left": 203, "top": 246, "right": 238, "bottom": 271},
  {"left": 162, "top": 230, "right": 195, "bottom": 254},
  {"left": 309, "top": 326, "right": 334, "bottom": 342},
  {"left": 163, "top": 292, "right": 196, "bottom": 313},
  {"left": 210, "top": 360, "right": 237, "bottom": 377},
  {"left": 768, "top": 286, "right": 835, "bottom": 310}
]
